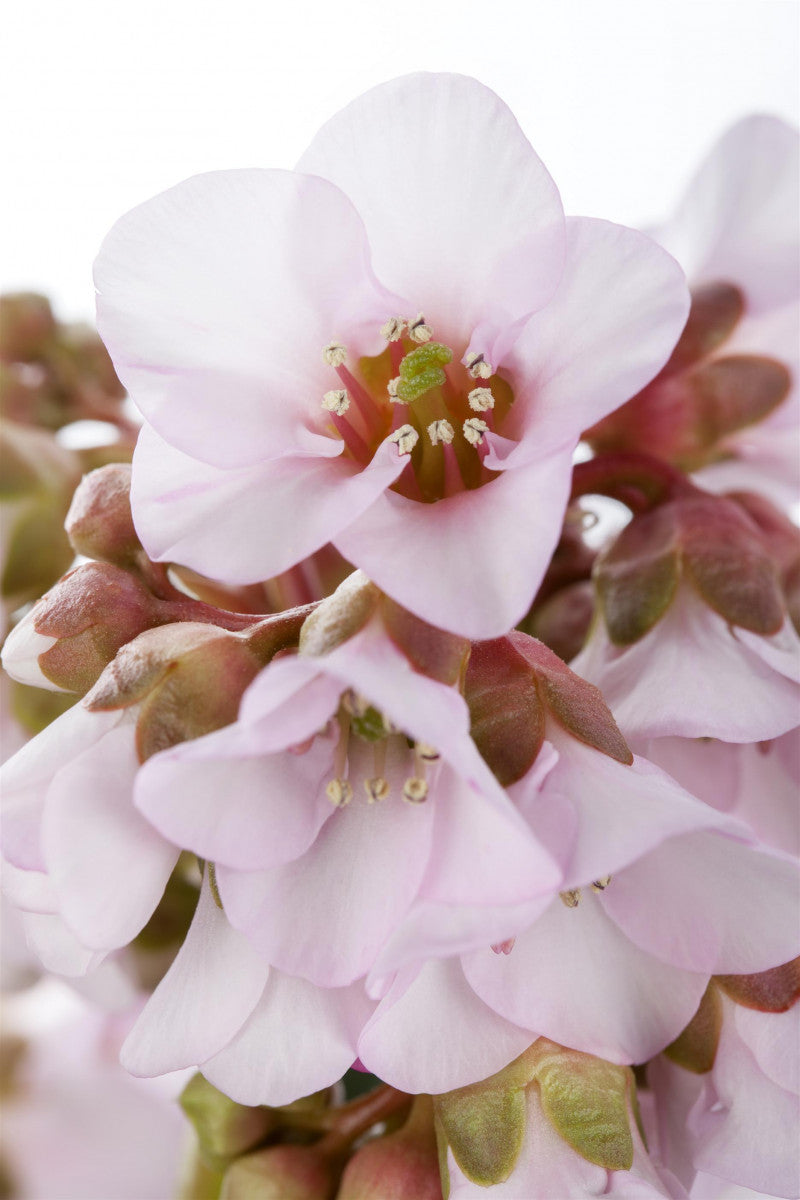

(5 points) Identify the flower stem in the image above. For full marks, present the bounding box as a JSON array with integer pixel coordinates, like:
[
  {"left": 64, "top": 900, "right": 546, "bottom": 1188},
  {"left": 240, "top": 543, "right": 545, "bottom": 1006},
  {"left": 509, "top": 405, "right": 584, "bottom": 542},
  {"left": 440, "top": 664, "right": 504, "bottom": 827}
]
[{"left": 571, "top": 452, "right": 696, "bottom": 512}]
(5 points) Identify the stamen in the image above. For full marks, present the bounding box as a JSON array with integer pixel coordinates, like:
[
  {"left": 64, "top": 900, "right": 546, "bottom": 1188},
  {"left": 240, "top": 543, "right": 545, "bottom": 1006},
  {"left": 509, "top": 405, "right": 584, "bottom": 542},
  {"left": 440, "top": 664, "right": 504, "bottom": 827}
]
[
  {"left": 365, "top": 777, "right": 390, "bottom": 803},
  {"left": 408, "top": 313, "right": 433, "bottom": 343},
  {"left": 415, "top": 741, "right": 440, "bottom": 762},
  {"left": 326, "top": 778, "right": 353, "bottom": 807},
  {"left": 468, "top": 387, "right": 495, "bottom": 412},
  {"left": 322, "top": 389, "right": 350, "bottom": 415},
  {"left": 491, "top": 938, "right": 516, "bottom": 955},
  {"left": 381, "top": 317, "right": 407, "bottom": 342},
  {"left": 341, "top": 690, "right": 370, "bottom": 718},
  {"left": 389, "top": 424, "right": 419, "bottom": 456},
  {"left": 463, "top": 417, "right": 489, "bottom": 446},
  {"left": 591, "top": 876, "right": 612, "bottom": 892},
  {"left": 403, "top": 777, "right": 429, "bottom": 804},
  {"left": 466, "top": 352, "right": 493, "bottom": 379},
  {"left": 427, "top": 419, "right": 455, "bottom": 447},
  {"left": 559, "top": 889, "right": 582, "bottom": 908},
  {"left": 323, "top": 343, "right": 348, "bottom": 367},
  {"left": 387, "top": 376, "right": 406, "bottom": 403}
]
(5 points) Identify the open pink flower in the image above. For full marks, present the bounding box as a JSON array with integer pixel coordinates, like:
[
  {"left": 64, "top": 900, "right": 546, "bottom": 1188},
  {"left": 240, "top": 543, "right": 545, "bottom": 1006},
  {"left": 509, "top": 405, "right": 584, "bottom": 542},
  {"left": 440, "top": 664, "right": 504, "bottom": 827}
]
[
  {"left": 95, "top": 73, "right": 689, "bottom": 638},
  {"left": 134, "top": 615, "right": 561, "bottom": 988}
]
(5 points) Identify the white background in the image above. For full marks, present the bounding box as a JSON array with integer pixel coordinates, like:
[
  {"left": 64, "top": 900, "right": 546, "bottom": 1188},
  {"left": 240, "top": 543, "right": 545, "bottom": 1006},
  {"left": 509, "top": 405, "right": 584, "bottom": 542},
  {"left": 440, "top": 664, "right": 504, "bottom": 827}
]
[{"left": 1, "top": 0, "right": 797, "bottom": 322}]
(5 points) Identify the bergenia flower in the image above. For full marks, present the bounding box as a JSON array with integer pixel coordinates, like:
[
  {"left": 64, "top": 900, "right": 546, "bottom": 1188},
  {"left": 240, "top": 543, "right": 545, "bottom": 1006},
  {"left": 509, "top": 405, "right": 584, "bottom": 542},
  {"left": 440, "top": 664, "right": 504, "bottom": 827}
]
[
  {"left": 133, "top": 608, "right": 562, "bottom": 989},
  {"left": 94, "top": 72, "right": 689, "bottom": 638}
]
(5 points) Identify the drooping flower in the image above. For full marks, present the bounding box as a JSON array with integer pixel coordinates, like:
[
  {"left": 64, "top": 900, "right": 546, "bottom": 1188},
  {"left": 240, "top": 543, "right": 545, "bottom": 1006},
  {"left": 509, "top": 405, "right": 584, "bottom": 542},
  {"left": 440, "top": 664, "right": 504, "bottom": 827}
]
[{"left": 95, "top": 73, "right": 689, "bottom": 638}]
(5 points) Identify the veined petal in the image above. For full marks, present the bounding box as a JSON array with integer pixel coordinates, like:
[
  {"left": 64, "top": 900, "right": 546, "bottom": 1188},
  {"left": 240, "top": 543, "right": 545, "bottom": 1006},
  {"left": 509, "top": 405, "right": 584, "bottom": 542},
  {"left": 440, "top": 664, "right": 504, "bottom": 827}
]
[
  {"left": 298, "top": 73, "right": 565, "bottom": 350},
  {"left": 495, "top": 217, "right": 690, "bottom": 467},
  {"left": 202, "top": 974, "right": 373, "bottom": 1106},
  {"left": 130, "top": 423, "right": 405, "bottom": 585},
  {"left": 358, "top": 958, "right": 533, "bottom": 1094},
  {"left": 43, "top": 723, "right": 179, "bottom": 950},
  {"left": 121, "top": 877, "right": 269, "bottom": 1077},
  {"left": 95, "top": 168, "right": 403, "bottom": 468},
  {"left": 334, "top": 445, "right": 574, "bottom": 639},
  {"left": 603, "top": 831, "right": 800, "bottom": 974},
  {"left": 463, "top": 895, "right": 708, "bottom": 1064}
]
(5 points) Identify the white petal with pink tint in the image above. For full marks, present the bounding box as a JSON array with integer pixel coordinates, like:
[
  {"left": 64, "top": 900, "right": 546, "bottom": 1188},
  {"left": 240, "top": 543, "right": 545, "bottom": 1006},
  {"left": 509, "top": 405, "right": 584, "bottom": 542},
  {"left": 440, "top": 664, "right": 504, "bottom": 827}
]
[
  {"left": 202, "top": 973, "right": 373, "bottom": 1106},
  {"left": 96, "top": 168, "right": 403, "bottom": 468},
  {"left": 130, "top": 424, "right": 405, "bottom": 586},
  {"left": 43, "top": 722, "right": 179, "bottom": 950},
  {"left": 121, "top": 878, "right": 268, "bottom": 1076},
  {"left": 358, "top": 958, "right": 533, "bottom": 1094},
  {"left": 498, "top": 216, "right": 691, "bottom": 464},
  {"left": 463, "top": 894, "right": 708, "bottom": 1064},
  {"left": 334, "top": 447, "right": 574, "bottom": 639},
  {"left": 298, "top": 73, "right": 565, "bottom": 351}
]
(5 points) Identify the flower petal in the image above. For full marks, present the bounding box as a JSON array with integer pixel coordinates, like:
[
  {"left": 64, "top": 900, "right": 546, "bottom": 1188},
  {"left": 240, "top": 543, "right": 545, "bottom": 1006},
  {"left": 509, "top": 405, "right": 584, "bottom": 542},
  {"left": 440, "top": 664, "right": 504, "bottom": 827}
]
[
  {"left": 130, "top": 422, "right": 406, "bottom": 584},
  {"left": 216, "top": 739, "right": 435, "bottom": 987},
  {"left": 572, "top": 590, "right": 800, "bottom": 742},
  {"left": 121, "top": 878, "right": 269, "bottom": 1076},
  {"left": 463, "top": 894, "right": 708, "bottom": 1064},
  {"left": 202, "top": 973, "right": 373, "bottom": 1106},
  {"left": 43, "top": 723, "right": 179, "bottom": 950},
  {"left": 603, "top": 831, "right": 800, "bottom": 975},
  {"left": 298, "top": 73, "right": 565, "bottom": 351},
  {"left": 96, "top": 169, "right": 403, "bottom": 468},
  {"left": 358, "top": 958, "right": 533, "bottom": 1094},
  {"left": 334, "top": 446, "right": 574, "bottom": 639},
  {"left": 494, "top": 216, "right": 690, "bottom": 467},
  {"left": 20, "top": 910, "right": 107, "bottom": 977},
  {"left": 653, "top": 115, "right": 800, "bottom": 312}
]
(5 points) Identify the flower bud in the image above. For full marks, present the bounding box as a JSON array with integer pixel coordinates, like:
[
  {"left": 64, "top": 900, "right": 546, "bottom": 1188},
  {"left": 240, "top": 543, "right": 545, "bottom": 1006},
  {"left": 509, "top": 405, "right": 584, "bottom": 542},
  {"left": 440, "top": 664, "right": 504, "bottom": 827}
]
[
  {"left": 65, "top": 464, "right": 140, "bottom": 565},
  {"left": 180, "top": 1074, "right": 275, "bottom": 1167},
  {"left": 338, "top": 1097, "right": 441, "bottom": 1200},
  {"left": 220, "top": 1145, "right": 336, "bottom": 1200},
  {"left": 84, "top": 623, "right": 265, "bottom": 761},
  {"left": 5, "top": 562, "right": 163, "bottom": 694}
]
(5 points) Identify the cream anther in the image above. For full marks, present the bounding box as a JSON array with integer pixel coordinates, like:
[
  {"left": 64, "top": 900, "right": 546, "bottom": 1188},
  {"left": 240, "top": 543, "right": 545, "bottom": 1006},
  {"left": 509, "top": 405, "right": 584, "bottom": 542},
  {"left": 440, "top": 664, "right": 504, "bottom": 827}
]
[
  {"left": 468, "top": 387, "right": 495, "bottom": 412},
  {"left": 389, "top": 425, "right": 419, "bottom": 456},
  {"left": 559, "top": 888, "right": 582, "bottom": 908},
  {"left": 466, "top": 352, "right": 493, "bottom": 379},
  {"left": 415, "top": 741, "right": 440, "bottom": 762},
  {"left": 591, "top": 876, "right": 612, "bottom": 892},
  {"left": 463, "top": 418, "right": 489, "bottom": 446},
  {"left": 323, "top": 343, "right": 348, "bottom": 367},
  {"left": 322, "top": 389, "right": 350, "bottom": 416},
  {"left": 326, "top": 778, "right": 353, "bottom": 807},
  {"left": 341, "top": 690, "right": 370, "bottom": 718},
  {"left": 427, "top": 419, "right": 455, "bottom": 447},
  {"left": 408, "top": 313, "right": 433, "bottom": 343},
  {"left": 365, "top": 777, "right": 390, "bottom": 804},
  {"left": 387, "top": 377, "right": 406, "bottom": 402},
  {"left": 381, "top": 317, "right": 407, "bottom": 342},
  {"left": 403, "top": 777, "right": 429, "bottom": 804}
]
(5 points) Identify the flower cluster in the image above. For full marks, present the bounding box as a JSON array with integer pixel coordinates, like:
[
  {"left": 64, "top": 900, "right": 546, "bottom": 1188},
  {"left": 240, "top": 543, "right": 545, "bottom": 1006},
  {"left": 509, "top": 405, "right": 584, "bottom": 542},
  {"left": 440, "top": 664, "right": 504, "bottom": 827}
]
[{"left": 2, "top": 75, "right": 798, "bottom": 1198}]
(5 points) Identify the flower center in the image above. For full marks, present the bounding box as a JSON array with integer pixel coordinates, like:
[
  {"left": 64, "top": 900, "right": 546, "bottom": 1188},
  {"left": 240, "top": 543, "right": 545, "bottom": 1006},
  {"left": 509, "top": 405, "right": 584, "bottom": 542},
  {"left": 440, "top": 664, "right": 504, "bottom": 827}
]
[
  {"left": 320, "top": 316, "right": 515, "bottom": 503},
  {"left": 323, "top": 689, "right": 439, "bottom": 808}
]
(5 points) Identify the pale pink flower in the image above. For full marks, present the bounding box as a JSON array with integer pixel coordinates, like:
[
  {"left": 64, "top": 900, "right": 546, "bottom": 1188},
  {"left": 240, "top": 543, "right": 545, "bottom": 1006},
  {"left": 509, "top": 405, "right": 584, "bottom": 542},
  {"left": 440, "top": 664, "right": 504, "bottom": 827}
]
[
  {"left": 572, "top": 585, "right": 800, "bottom": 742},
  {"left": 653, "top": 115, "right": 799, "bottom": 506},
  {"left": 121, "top": 873, "right": 374, "bottom": 1107},
  {"left": 648, "top": 991, "right": 800, "bottom": 1199},
  {"left": 134, "top": 617, "right": 562, "bottom": 988},
  {"left": 95, "top": 73, "right": 689, "bottom": 638},
  {"left": 0, "top": 702, "right": 179, "bottom": 955}
]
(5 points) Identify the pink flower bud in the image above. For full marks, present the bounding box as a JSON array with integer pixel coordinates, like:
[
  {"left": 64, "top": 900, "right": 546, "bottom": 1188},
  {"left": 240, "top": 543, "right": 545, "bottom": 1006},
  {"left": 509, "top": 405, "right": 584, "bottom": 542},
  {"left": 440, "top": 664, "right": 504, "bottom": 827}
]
[
  {"left": 220, "top": 1144, "right": 337, "bottom": 1200},
  {"left": 338, "top": 1097, "right": 442, "bottom": 1200},
  {"left": 65, "top": 464, "right": 140, "bottom": 565}
]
